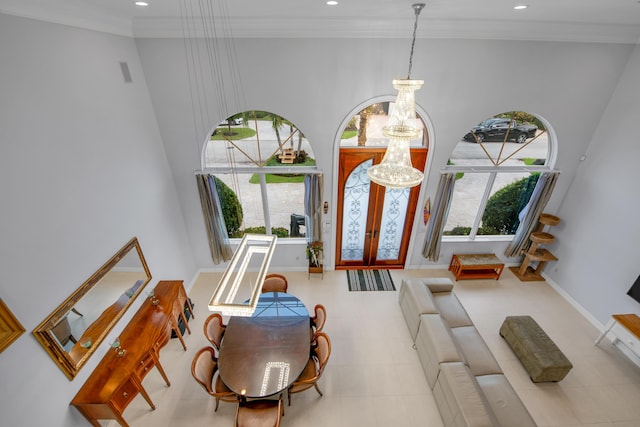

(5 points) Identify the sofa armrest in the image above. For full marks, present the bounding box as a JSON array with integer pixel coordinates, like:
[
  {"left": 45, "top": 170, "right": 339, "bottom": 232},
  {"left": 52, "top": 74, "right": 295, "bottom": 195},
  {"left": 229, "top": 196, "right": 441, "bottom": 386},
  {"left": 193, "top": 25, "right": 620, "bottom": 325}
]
[
  {"left": 476, "top": 374, "right": 537, "bottom": 427},
  {"left": 399, "top": 279, "right": 440, "bottom": 340}
]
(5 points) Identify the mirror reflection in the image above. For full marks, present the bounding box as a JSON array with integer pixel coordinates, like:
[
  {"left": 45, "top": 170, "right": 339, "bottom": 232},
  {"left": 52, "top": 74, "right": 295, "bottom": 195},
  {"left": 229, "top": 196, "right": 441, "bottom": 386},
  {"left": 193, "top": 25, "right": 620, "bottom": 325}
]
[{"left": 33, "top": 237, "right": 151, "bottom": 380}]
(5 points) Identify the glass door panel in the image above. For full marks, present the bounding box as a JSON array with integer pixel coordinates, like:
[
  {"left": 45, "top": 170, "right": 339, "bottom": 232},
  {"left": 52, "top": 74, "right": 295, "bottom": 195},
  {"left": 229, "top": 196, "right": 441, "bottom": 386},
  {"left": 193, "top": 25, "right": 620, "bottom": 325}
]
[
  {"left": 376, "top": 187, "right": 410, "bottom": 260},
  {"left": 340, "top": 159, "right": 372, "bottom": 261}
]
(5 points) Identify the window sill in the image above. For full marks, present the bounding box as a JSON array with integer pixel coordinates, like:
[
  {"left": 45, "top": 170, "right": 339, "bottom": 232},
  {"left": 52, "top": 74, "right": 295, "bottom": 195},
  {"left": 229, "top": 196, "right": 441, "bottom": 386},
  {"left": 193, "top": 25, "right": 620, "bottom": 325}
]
[
  {"left": 442, "top": 235, "right": 513, "bottom": 243},
  {"left": 228, "top": 237, "right": 308, "bottom": 245}
]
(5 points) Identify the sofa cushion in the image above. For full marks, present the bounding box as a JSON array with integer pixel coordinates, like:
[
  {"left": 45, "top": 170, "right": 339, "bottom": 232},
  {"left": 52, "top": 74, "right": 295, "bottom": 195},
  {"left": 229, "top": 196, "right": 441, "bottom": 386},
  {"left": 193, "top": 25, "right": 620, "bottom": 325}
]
[
  {"left": 433, "top": 362, "right": 498, "bottom": 427},
  {"left": 433, "top": 292, "right": 474, "bottom": 328},
  {"left": 450, "top": 326, "right": 503, "bottom": 376},
  {"left": 422, "top": 277, "right": 454, "bottom": 293},
  {"left": 476, "top": 374, "right": 537, "bottom": 427},
  {"left": 399, "top": 279, "right": 441, "bottom": 340},
  {"left": 415, "top": 314, "right": 465, "bottom": 388}
]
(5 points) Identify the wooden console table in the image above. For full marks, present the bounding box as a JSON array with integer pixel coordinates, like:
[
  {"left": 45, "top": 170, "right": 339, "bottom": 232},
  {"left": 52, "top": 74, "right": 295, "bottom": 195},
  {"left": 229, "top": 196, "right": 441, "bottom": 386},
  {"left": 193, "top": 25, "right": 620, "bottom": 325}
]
[
  {"left": 71, "top": 280, "right": 189, "bottom": 427},
  {"left": 449, "top": 253, "right": 505, "bottom": 281},
  {"left": 594, "top": 314, "right": 640, "bottom": 359}
]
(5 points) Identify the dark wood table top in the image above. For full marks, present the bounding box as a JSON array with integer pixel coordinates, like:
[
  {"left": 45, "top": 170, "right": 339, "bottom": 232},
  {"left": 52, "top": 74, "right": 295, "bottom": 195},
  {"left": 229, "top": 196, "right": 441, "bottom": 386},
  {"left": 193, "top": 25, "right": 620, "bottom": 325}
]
[{"left": 218, "top": 292, "right": 310, "bottom": 398}]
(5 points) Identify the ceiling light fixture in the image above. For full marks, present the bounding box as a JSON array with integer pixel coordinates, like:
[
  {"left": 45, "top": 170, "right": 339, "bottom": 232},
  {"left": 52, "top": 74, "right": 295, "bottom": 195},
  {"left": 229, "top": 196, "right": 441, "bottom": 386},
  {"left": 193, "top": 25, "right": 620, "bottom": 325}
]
[
  {"left": 208, "top": 234, "right": 277, "bottom": 317},
  {"left": 326, "top": 1, "right": 339, "bottom": 5},
  {"left": 135, "top": 1, "right": 149, "bottom": 6},
  {"left": 367, "top": 3, "right": 425, "bottom": 189},
  {"left": 514, "top": 5, "right": 528, "bottom": 10}
]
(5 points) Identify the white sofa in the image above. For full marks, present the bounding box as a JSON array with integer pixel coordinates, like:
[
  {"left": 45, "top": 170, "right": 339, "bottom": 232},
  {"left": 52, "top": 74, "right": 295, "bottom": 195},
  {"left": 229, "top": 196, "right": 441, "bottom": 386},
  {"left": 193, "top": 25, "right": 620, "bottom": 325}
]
[{"left": 399, "top": 278, "right": 536, "bottom": 427}]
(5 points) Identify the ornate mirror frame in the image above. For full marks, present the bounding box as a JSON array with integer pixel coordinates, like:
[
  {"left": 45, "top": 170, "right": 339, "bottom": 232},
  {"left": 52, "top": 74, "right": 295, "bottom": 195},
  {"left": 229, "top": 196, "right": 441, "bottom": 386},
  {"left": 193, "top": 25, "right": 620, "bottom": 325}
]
[
  {"left": 32, "top": 237, "right": 151, "bottom": 380},
  {"left": 0, "top": 299, "right": 26, "bottom": 353}
]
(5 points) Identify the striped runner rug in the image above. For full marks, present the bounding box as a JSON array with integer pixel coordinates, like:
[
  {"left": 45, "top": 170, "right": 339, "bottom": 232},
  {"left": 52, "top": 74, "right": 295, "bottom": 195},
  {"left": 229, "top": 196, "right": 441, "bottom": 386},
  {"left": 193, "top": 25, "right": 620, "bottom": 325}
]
[{"left": 347, "top": 270, "right": 396, "bottom": 291}]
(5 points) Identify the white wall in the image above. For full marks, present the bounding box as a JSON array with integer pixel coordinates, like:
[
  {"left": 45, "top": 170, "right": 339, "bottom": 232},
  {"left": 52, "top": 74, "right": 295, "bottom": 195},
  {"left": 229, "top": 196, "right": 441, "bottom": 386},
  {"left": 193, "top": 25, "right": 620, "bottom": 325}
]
[
  {"left": 0, "top": 14, "right": 195, "bottom": 426},
  {"left": 548, "top": 43, "right": 640, "bottom": 325},
  {"left": 135, "top": 36, "right": 634, "bottom": 272}
]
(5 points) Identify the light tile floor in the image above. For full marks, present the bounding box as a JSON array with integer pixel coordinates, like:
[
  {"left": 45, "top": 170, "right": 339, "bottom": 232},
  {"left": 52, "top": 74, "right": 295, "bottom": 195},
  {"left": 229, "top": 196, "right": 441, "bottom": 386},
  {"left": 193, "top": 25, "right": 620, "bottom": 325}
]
[{"left": 113, "top": 269, "right": 640, "bottom": 427}]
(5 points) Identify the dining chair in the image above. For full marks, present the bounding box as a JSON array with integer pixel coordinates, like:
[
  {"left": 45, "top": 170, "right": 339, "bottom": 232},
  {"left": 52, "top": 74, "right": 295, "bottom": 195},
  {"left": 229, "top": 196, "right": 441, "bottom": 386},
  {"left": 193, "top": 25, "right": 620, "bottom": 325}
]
[
  {"left": 191, "top": 346, "right": 237, "bottom": 411},
  {"left": 288, "top": 331, "right": 331, "bottom": 406},
  {"left": 310, "top": 304, "right": 326, "bottom": 345},
  {"left": 311, "top": 304, "right": 326, "bottom": 333},
  {"left": 234, "top": 398, "right": 283, "bottom": 427},
  {"left": 203, "top": 313, "right": 226, "bottom": 352},
  {"left": 261, "top": 273, "right": 288, "bottom": 293}
]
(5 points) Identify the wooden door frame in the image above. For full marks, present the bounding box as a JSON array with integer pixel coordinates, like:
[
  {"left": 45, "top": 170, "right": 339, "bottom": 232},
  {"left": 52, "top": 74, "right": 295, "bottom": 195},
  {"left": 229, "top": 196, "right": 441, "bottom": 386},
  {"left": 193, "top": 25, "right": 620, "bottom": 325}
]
[{"left": 335, "top": 147, "right": 427, "bottom": 269}]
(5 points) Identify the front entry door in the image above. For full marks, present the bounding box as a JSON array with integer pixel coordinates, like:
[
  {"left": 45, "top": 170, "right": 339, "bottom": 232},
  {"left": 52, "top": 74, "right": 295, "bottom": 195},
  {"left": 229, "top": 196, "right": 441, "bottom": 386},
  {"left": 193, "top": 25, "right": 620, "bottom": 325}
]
[{"left": 335, "top": 147, "right": 427, "bottom": 269}]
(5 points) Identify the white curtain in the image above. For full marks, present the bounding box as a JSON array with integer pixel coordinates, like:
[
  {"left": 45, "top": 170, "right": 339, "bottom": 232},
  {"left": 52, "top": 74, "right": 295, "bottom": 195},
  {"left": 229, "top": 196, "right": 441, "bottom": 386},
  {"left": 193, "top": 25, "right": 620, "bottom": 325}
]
[
  {"left": 304, "top": 174, "right": 323, "bottom": 243},
  {"left": 423, "top": 173, "right": 456, "bottom": 261},
  {"left": 505, "top": 172, "right": 560, "bottom": 257},
  {"left": 196, "top": 174, "right": 233, "bottom": 264}
]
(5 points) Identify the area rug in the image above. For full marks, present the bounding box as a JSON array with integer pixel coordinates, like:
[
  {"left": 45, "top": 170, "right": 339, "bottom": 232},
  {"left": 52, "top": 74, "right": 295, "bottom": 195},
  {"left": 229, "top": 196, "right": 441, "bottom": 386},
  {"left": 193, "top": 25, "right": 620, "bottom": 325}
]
[{"left": 347, "top": 270, "right": 396, "bottom": 292}]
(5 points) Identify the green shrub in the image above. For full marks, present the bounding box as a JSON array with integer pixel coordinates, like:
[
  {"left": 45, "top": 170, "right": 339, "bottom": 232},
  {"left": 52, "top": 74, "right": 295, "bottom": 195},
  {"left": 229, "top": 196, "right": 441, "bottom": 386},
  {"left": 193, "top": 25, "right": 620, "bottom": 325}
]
[
  {"left": 213, "top": 176, "right": 243, "bottom": 237},
  {"left": 342, "top": 130, "right": 357, "bottom": 139},
  {"left": 443, "top": 226, "right": 471, "bottom": 236},
  {"left": 482, "top": 174, "right": 540, "bottom": 234},
  {"left": 443, "top": 226, "right": 499, "bottom": 236},
  {"left": 236, "top": 226, "right": 290, "bottom": 238}
]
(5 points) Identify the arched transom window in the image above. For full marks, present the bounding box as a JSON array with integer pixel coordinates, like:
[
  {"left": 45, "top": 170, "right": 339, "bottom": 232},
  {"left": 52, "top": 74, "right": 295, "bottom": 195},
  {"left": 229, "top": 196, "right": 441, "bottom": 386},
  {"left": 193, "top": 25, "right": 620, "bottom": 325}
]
[{"left": 444, "top": 111, "right": 553, "bottom": 240}]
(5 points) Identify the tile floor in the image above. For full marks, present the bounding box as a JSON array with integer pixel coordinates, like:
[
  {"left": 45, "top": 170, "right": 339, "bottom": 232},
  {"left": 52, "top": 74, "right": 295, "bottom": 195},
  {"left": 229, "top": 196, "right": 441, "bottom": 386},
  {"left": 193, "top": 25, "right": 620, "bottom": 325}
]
[{"left": 113, "top": 269, "right": 640, "bottom": 427}]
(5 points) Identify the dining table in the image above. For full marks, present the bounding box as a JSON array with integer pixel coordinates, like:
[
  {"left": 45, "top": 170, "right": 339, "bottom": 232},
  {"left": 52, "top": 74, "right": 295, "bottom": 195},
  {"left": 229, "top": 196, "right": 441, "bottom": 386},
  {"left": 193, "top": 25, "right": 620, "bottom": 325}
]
[{"left": 218, "top": 292, "right": 310, "bottom": 399}]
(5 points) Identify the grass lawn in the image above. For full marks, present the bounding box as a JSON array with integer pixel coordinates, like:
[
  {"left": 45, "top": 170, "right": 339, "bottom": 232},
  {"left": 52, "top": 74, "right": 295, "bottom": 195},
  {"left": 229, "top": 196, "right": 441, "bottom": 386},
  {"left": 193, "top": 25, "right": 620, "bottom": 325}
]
[{"left": 211, "top": 127, "right": 256, "bottom": 140}]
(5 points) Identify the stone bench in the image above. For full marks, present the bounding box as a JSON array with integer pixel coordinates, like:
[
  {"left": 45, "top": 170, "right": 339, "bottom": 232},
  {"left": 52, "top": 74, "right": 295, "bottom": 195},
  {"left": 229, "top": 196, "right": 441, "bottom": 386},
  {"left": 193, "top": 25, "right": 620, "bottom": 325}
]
[{"left": 500, "top": 315, "right": 572, "bottom": 382}]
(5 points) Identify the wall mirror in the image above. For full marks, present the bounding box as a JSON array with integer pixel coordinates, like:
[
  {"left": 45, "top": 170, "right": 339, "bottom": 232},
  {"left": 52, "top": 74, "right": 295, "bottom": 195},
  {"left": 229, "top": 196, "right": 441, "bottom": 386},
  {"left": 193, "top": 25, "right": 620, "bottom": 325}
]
[{"left": 33, "top": 237, "right": 151, "bottom": 380}]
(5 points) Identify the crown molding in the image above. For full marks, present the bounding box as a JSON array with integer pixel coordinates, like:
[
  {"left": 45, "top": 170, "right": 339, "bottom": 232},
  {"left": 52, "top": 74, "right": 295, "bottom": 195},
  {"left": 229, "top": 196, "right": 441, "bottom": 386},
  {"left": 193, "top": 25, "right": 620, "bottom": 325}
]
[
  {"left": 1, "top": 8, "right": 639, "bottom": 44},
  {"left": 133, "top": 17, "right": 640, "bottom": 44}
]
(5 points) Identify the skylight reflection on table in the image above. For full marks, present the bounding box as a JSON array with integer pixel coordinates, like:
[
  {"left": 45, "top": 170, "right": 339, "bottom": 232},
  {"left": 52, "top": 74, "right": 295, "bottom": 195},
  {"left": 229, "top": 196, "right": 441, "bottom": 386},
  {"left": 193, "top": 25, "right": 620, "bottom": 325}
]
[{"left": 218, "top": 292, "right": 310, "bottom": 398}]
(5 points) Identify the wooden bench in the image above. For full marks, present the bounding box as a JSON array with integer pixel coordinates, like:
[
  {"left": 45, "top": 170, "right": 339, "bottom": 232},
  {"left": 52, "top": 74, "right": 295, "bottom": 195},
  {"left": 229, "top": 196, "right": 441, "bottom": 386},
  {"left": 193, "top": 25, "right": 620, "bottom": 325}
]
[
  {"left": 277, "top": 148, "right": 296, "bottom": 164},
  {"left": 449, "top": 253, "right": 504, "bottom": 281},
  {"left": 500, "top": 315, "right": 572, "bottom": 382}
]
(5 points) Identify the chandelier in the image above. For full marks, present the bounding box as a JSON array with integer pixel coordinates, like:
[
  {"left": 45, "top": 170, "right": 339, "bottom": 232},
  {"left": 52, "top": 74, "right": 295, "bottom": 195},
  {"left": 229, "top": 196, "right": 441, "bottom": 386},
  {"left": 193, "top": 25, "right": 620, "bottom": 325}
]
[{"left": 367, "top": 3, "right": 425, "bottom": 189}]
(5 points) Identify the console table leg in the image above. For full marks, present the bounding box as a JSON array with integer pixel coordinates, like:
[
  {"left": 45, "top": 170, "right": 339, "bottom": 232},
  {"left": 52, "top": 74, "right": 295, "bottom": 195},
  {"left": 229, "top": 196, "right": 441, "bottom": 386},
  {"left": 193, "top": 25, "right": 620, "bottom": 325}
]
[
  {"left": 594, "top": 319, "right": 616, "bottom": 345},
  {"left": 171, "top": 317, "right": 187, "bottom": 350}
]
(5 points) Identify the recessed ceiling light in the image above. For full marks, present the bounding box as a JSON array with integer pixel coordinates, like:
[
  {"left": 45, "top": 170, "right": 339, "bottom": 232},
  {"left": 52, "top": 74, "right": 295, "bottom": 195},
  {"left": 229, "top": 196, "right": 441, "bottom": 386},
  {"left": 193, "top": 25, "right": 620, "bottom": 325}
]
[
  {"left": 135, "top": 1, "right": 149, "bottom": 6},
  {"left": 514, "top": 5, "right": 528, "bottom": 10},
  {"left": 326, "top": 1, "right": 339, "bottom": 5}
]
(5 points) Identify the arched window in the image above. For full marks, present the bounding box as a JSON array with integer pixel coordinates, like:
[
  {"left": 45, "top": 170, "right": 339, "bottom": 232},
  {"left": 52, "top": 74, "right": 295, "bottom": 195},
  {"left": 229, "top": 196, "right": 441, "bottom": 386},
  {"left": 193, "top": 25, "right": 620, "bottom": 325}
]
[
  {"left": 444, "top": 111, "right": 554, "bottom": 239},
  {"left": 202, "top": 110, "right": 318, "bottom": 239}
]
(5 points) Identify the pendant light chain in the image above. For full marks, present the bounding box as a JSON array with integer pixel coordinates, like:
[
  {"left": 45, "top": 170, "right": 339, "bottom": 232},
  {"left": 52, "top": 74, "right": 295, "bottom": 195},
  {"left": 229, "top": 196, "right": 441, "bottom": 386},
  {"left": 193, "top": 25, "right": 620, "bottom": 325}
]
[{"left": 406, "top": 3, "right": 425, "bottom": 80}]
